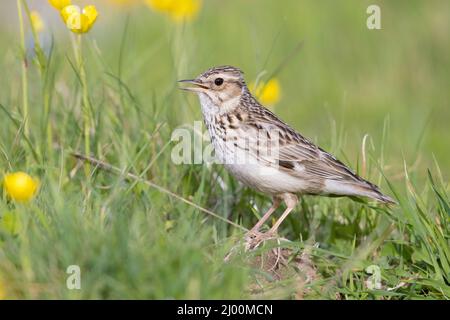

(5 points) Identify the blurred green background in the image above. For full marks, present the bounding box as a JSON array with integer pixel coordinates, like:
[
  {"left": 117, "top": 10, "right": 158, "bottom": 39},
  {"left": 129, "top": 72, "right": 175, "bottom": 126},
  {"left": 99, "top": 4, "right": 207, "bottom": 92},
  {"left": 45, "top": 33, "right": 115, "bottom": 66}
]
[
  {"left": 1, "top": 0, "right": 449, "bottom": 178},
  {"left": 0, "top": 0, "right": 449, "bottom": 299}
]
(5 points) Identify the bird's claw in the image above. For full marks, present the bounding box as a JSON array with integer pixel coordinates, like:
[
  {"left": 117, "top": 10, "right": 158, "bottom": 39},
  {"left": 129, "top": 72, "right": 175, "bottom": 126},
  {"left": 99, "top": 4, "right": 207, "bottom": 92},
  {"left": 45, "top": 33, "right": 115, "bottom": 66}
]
[{"left": 244, "top": 230, "right": 277, "bottom": 251}]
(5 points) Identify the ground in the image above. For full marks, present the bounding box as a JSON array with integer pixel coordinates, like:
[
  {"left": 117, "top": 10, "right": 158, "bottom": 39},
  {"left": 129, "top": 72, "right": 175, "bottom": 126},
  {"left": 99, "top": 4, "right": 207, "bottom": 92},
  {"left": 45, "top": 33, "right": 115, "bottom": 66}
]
[{"left": 0, "top": 0, "right": 449, "bottom": 299}]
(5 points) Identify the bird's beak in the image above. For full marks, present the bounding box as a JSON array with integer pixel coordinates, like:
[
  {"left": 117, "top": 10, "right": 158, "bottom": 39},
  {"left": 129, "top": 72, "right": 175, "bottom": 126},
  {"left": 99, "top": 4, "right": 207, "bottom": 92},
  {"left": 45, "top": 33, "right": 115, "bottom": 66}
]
[{"left": 178, "top": 79, "right": 209, "bottom": 93}]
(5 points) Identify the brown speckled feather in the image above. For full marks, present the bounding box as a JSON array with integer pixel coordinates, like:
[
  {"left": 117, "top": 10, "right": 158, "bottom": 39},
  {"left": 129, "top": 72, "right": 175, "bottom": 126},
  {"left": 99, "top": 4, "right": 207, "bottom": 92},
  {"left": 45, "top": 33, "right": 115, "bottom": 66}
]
[
  {"left": 182, "top": 65, "right": 395, "bottom": 204},
  {"left": 223, "top": 89, "right": 394, "bottom": 202}
]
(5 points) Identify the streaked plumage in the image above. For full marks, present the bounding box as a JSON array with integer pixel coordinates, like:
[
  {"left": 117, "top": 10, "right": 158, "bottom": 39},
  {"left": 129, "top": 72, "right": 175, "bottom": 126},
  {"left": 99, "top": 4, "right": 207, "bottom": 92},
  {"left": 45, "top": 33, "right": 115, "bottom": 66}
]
[{"left": 179, "top": 65, "right": 395, "bottom": 241}]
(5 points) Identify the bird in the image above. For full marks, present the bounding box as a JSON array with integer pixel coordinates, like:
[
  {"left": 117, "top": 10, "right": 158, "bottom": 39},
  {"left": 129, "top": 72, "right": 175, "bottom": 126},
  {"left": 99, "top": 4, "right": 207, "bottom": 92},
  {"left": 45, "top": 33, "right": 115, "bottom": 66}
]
[{"left": 179, "top": 65, "right": 395, "bottom": 243}]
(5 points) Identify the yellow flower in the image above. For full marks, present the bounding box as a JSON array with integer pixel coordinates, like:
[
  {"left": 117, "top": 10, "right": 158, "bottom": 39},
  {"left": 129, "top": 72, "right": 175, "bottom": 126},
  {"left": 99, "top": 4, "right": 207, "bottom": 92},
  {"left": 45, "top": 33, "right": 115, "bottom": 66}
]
[
  {"left": 30, "top": 11, "right": 45, "bottom": 33},
  {"left": 61, "top": 5, "right": 98, "bottom": 34},
  {"left": 249, "top": 78, "right": 282, "bottom": 106},
  {"left": 145, "top": 0, "right": 202, "bottom": 22},
  {"left": 169, "top": 0, "right": 201, "bottom": 22},
  {"left": 48, "top": 0, "right": 71, "bottom": 10},
  {"left": 147, "top": 0, "right": 173, "bottom": 11},
  {"left": 3, "top": 172, "right": 39, "bottom": 202}
]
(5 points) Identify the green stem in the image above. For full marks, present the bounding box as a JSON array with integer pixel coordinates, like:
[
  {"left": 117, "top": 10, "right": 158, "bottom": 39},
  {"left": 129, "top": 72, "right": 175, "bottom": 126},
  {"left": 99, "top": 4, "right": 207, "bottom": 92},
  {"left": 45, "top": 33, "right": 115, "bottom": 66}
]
[
  {"left": 17, "top": 0, "right": 29, "bottom": 137},
  {"left": 21, "top": 0, "right": 50, "bottom": 160},
  {"left": 72, "top": 35, "right": 91, "bottom": 176},
  {"left": 44, "top": 86, "right": 52, "bottom": 160}
]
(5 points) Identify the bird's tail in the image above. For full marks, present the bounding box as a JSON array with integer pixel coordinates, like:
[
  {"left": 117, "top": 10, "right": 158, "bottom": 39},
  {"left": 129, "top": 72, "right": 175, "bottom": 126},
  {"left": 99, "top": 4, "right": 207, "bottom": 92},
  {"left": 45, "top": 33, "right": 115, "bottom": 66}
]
[{"left": 357, "top": 179, "right": 397, "bottom": 205}]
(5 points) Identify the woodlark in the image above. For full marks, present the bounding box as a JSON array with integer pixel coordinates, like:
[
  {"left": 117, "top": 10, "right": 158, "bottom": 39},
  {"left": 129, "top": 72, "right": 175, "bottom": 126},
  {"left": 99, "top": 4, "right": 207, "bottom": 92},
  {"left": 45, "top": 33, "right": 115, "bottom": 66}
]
[{"left": 179, "top": 65, "right": 395, "bottom": 241}]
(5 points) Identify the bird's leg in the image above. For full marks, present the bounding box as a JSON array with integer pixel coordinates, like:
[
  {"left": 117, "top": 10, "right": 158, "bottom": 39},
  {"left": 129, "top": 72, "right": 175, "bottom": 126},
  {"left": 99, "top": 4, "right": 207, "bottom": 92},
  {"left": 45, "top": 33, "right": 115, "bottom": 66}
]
[
  {"left": 244, "top": 195, "right": 297, "bottom": 251},
  {"left": 246, "top": 197, "right": 281, "bottom": 236},
  {"left": 231, "top": 198, "right": 281, "bottom": 256},
  {"left": 267, "top": 193, "right": 298, "bottom": 235}
]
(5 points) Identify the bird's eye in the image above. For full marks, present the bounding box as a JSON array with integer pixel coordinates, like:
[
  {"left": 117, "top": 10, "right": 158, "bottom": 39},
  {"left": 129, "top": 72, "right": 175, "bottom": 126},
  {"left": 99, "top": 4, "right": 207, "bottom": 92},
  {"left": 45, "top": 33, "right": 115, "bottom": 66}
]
[{"left": 214, "top": 78, "right": 224, "bottom": 86}]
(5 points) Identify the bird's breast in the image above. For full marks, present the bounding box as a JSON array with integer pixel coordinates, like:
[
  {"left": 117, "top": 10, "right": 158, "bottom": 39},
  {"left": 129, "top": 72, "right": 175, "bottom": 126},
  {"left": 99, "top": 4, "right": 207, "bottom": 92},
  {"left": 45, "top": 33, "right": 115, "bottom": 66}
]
[{"left": 202, "top": 118, "right": 313, "bottom": 195}]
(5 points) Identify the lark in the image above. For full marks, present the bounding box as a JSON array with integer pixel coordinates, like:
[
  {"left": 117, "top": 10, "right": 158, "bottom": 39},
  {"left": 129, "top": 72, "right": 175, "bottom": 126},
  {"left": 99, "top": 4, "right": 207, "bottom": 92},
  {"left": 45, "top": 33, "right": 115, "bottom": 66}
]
[{"left": 179, "top": 66, "right": 395, "bottom": 243}]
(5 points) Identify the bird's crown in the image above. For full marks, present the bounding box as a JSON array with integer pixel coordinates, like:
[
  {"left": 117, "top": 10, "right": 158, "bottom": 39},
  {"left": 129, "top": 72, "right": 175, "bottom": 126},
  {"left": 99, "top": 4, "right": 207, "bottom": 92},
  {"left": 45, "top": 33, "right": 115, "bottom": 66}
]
[{"left": 199, "top": 65, "right": 244, "bottom": 82}]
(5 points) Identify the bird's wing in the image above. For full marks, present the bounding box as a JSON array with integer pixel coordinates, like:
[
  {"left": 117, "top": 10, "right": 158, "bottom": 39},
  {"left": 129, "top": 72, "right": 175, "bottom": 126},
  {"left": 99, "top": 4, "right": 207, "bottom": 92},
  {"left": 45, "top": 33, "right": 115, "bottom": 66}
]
[
  {"left": 231, "top": 103, "right": 394, "bottom": 203},
  {"left": 244, "top": 106, "right": 362, "bottom": 184}
]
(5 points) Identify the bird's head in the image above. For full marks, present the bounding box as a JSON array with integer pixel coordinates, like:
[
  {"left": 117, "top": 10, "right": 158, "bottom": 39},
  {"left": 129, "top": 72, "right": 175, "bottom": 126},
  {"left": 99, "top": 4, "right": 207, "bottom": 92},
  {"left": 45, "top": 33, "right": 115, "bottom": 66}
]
[{"left": 179, "top": 66, "right": 247, "bottom": 113}]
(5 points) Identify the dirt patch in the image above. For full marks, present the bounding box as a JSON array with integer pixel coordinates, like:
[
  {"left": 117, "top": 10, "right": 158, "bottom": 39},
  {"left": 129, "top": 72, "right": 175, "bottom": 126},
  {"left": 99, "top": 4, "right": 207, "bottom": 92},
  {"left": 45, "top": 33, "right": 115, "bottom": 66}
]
[{"left": 227, "top": 237, "right": 320, "bottom": 299}]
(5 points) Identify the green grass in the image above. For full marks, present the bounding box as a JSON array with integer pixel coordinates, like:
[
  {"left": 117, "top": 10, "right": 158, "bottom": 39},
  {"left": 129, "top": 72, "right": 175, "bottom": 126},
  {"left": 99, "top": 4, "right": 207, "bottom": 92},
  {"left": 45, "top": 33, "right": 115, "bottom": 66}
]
[{"left": 0, "top": 0, "right": 449, "bottom": 299}]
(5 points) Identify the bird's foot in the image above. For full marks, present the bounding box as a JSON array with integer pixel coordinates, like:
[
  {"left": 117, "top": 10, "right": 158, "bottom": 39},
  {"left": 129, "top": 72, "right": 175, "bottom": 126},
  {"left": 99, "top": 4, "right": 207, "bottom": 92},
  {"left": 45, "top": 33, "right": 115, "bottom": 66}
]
[
  {"left": 224, "top": 231, "right": 271, "bottom": 262},
  {"left": 224, "top": 230, "right": 284, "bottom": 262},
  {"left": 244, "top": 230, "right": 278, "bottom": 251}
]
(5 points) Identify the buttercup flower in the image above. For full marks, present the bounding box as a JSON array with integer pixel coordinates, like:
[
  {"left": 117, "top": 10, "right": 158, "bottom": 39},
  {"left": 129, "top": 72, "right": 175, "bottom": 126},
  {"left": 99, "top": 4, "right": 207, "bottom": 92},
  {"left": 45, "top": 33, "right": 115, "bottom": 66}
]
[
  {"left": 3, "top": 172, "right": 39, "bottom": 202},
  {"left": 146, "top": 0, "right": 172, "bottom": 11},
  {"left": 61, "top": 5, "right": 98, "bottom": 34},
  {"left": 48, "top": 0, "right": 71, "bottom": 10},
  {"left": 145, "top": 0, "right": 202, "bottom": 22},
  {"left": 30, "top": 11, "right": 45, "bottom": 33},
  {"left": 250, "top": 78, "right": 282, "bottom": 106}
]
